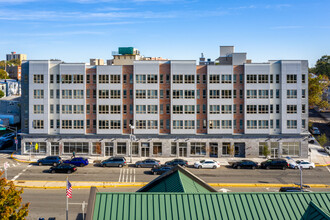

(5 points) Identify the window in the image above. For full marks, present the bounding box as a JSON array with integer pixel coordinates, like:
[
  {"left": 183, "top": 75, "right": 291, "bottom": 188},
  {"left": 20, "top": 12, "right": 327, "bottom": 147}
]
[
  {"left": 184, "top": 120, "right": 195, "bottom": 129},
  {"left": 209, "top": 120, "right": 220, "bottom": 129},
  {"left": 62, "top": 105, "right": 72, "bottom": 114},
  {"left": 302, "top": 105, "right": 306, "bottom": 114},
  {"left": 73, "top": 75, "right": 84, "bottom": 84},
  {"left": 302, "top": 119, "right": 306, "bottom": 129},
  {"left": 93, "top": 90, "right": 96, "bottom": 98},
  {"left": 209, "top": 105, "right": 220, "bottom": 114},
  {"left": 62, "top": 120, "right": 72, "bottom": 129},
  {"left": 160, "top": 90, "right": 164, "bottom": 99},
  {"left": 240, "top": 120, "right": 243, "bottom": 129},
  {"left": 184, "top": 90, "right": 195, "bottom": 99},
  {"left": 50, "top": 75, "right": 54, "bottom": 83},
  {"left": 73, "top": 105, "right": 84, "bottom": 114},
  {"left": 222, "top": 143, "right": 230, "bottom": 156},
  {"left": 287, "top": 90, "right": 297, "bottom": 98},
  {"left": 32, "top": 120, "right": 44, "bottom": 129},
  {"left": 282, "top": 142, "right": 300, "bottom": 157},
  {"left": 173, "top": 75, "right": 183, "bottom": 83},
  {"left": 136, "top": 75, "right": 146, "bottom": 83},
  {"left": 117, "top": 143, "right": 126, "bottom": 155},
  {"left": 160, "top": 74, "right": 164, "bottom": 84},
  {"left": 258, "top": 142, "right": 268, "bottom": 156},
  {"left": 302, "top": 74, "right": 306, "bottom": 83},
  {"left": 147, "top": 105, "right": 158, "bottom": 114},
  {"left": 247, "top": 120, "right": 257, "bottom": 129},
  {"left": 287, "top": 74, "right": 297, "bottom": 83},
  {"left": 221, "top": 75, "right": 232, "bottom": 83},
  {"left": 160, "top": 120, "right": 164, "bottom": 129},
  {"left": 258, "top": 120, "right": 269, "bottom": 129},
  {"left": 50, "top": 104, "right": 54, "bottom": 114},
  {"left": 56, "top": 104, "right": 60, "bottom": 114},
  {"left": 202, "top": 75, "right": 207, "bottom": 83},
  {"left": 240, "top": 104, "right": 243, "bottom": 114},
  {"left": 209, "top": 90, "right": 220, "bottom": 99},
  {"left": 136, "top": 120, "right": 146, "bottom": 129},
  {"left": 221, "top": 120, "right": 232, "bottom": 129},
  {"left": 147, "top": 75, "right": 158, "bottom": 84},
  {"left": 233, "top": 74, "right": 237, "bottom": 83},
  {"left": 221, "top": 90, "right": 232, "bottom": 99},
  {"left": 258, "top": 105, "right": 269, "bottom": 114},
  {"left": 73, "top": 90, "right": 84, "bottom": 99},
  {"left": 166, "top": 74, "right": 170, "bottom": 83},
  {"left": 123, "top": 75, "right": 127, "bottom": 83},
  {"left": 276, "top": 89, "right": 280, "bottom": 99},
  {"left": 63, "top": 142, "right": 89, "bottom": 154},
  {"left": 173, "top": 120, "right": 183, "bottom": 129},
  {"left": 136, "top": 105, "right": 146, "bottom": 114},
  {"left": 33, "top": 90, "right": 44, "bottom": 99},
  {"left": 123, "top": 90, "right": 127, "bottom": 99},
  {"left": 233, "top": 104, "right": 236, "bottom": 113},
  {"left": 33, "top": 74, "right": 44, "bottom": 83},
  {"left": 287, "top": 105, "right": 297, "bottom": 114},
  {"left": 276, "top": 119, "right": 280, "bottom": 129},
  {"left": 136, "top": 90, "right": 146, "bottom": 99},
  {"left": 153, "top": 143, "right": 162, "bottom": 156},
  {"left": 276, "top": 105, "right": 280, "bottom": 114},
  {"left": 61, "top": 75, "right": 72, "bottom": 84},
  {"left": 247, "top": 90, "right": 257, "bottom": 99},
  {"left": 33, "top": 105, "right": 44, "bottom": 114},
  {"left": 99, "top": 75, "right": 109, "bottom": 83},
  {"left": 110, "top": 120, "right": 121, "bottom": 129},
  {"left": 166, "top": 90, "right": 170, "bottom": 98},
  {"left": 302, "top": 89, "right": 306, "bottom": 98},
  {"left": 209, "top": 75, "right": 220, "bottom": 83},
  {"left": 50, "top": 90, "right": 54, "bottom": 99},
  {"left": 147, "top": 120, "right": 158, "bottom": 129},
  {"left": 110, "top": 75, "right": 120, "bottom": 83},
  {"left": 98, "top": 90, "right": 109, "bottom": 99},
  {"left": 62, "top": 90, "right": 72, "bottom": 99},
  {"left": 86, "top": 75, "right": 90, "bottom": 84},
  {"left": 99, "top": 105, "right": 109, "bottom": 114},
  {"left": 86, "top": 105, "right": 90, "bottom": 114},
  {"left": 190, "top": 143, "right": 206, "bottom": 155},
  {"left": 184, "top": 105, "right": 195, "bottom": 114},
  {"left": 166, "top": 104, "right": 170, "bottom": 114},
  {"left": 221, "top": 105, "right": 232, "bottom": 114},
  {"left": 270, "top": 75, "right": 273, "bottom": 83},
  {"left": 203, "top": 89, "right": 207, "bottom": 98},
  {"left": 147, "top": 90, "right": 158, "bottom": 99},
  {"left": 99, "top": 120, "right": 109, "bottom": 129},
  {"left": 92, "top": 142, "right": 102, "bottom": 155},
  {"left": 110, "top": 90, "right": 121, "bottom": 99},
  {"left": 184, "top": 75, "right": 195, "bottom": 84},
  {"left": 173, "top": 90, "right": 183, "bottom": 99},
  {"left": 73, "top": 120, "right": 84, "bottom": 129},
  {"left": 173, "top": 105, "right": 183, "bottom": 114},
  {"left": 276, "top": 74, "right": 280, "bottom": 83},
  {"left": 247, "top": 105, "right": 257, "bottom": 114},
  {"left": 259, "top": 90, "right": 269, "bottom": 99},
  {"left": 56, "top": 90, "right": 60, "bottom": 99},
  {"left": 258, "top": 75, "right": 269, "bottom": 83},
  {"left": 50, "top": 119, "right": 54, "bottom": 129},
  {"left": 287, "top": 120, "right": 297, "bottom": 129},
  {"left": 247, "top": 75, "right": 257, "bottom": 83},
  {"left": 233, "top": 90, "right": 237, "bottom": 98},
  {"left": 270, "top": 105, "right": 273, "bottom": 113},
  {"left": 239, "top": 90, "right": 243, "bottom": 98},
  {"left": 239, "top": 74, "right": 243, "bottom": 83}
]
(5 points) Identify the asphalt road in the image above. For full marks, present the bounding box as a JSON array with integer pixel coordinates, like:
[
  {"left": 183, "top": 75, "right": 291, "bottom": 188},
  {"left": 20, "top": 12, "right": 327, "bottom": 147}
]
[{"left": 309, "top": 109, "right": 330, "bottom": 146}]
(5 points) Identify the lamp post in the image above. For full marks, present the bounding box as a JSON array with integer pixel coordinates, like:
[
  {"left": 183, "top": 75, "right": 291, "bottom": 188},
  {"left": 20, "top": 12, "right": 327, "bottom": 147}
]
[{"left": 129, "top": 124, "right": 135, "bottom": 163}]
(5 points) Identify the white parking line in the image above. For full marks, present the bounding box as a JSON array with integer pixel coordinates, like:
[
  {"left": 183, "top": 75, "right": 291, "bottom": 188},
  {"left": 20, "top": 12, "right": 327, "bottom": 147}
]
[
  {"left": 125, "top": 169, "right": 129, "bottom": 182},
  {"left": 129, "top": 169, "right": 132, "bottom": 183},
  {"left": 134, "top": 169, "right": 136, "bottom": 183},
  {"left": 118, "top": 168, "right": 122, "bottom": 182},
  {"left": 11, "top": 164, "right": 32, "bottom": 181},
  {"left": 326, "top": 166, "right": 330, "bottom": 173}
]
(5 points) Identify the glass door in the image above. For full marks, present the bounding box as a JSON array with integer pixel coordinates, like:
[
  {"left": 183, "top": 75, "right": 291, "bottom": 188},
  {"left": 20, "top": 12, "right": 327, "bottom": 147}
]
[
  {"left": 141, "top": 143, "right": 150, "bottom": 157},
  {"left": 51, "top": 142, "right": 59, "bottom": 155},
  {"left": 210, "top": 143, "right": 218, "bottom": 157},
  {"left": 271, "top": 142, "right": 279, "bottom": 158},
  {"left": 178, "top": 143, "right": 187, "bottom": 157},
  {"left": 105, "top": 142, "right": 113, "bottom": 157}
]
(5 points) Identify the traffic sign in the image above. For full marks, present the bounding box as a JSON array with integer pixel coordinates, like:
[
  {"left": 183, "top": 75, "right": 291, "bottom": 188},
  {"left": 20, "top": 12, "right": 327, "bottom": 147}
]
[
  {"left": 4, "top": 162, "right": 9, "bottom": 170},
  {"left": 15, "top": 139, "right": 18, "bottom": 144},
  {"left": 0, "top": 127, "right": 6, "bottom": 130}
]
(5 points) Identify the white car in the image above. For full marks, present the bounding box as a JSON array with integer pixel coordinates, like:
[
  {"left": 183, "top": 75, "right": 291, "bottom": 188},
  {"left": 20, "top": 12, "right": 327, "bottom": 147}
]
[
  {"left": 194, "top": 160, "right": 220, "bottom": 169},
  {"left": 324, "top": 146, "right": 330, "bottom": 155},
  {"left": 289, "top": 160, "right": 315, "bottom": 169},
  {"left": 308, "top": 134, "right": 316, "bottom": 144}
]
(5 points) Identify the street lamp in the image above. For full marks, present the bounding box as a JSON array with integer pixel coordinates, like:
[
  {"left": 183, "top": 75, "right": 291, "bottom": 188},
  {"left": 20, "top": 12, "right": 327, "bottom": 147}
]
[{"left": 129, "top": 124, "right": 135, "bottom": 163}]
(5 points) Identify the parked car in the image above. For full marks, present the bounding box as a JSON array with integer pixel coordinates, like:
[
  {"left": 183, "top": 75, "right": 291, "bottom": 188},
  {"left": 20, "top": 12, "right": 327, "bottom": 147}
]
[
  {"left": 260, "top": 159, "right": 289, "bottom": 170},
  {"left": 231, "top": 160, "right": 258, "bottom": 169},
  {"left": 324, "top": 146, "right": 330, "bottom": 155},
  {"left": 308, "top": 134, "right": 316, "bottom": 144},
  {"left": 0, "top": 139, "right": 14, "bottom": 149},
  {"left": 49, "top": 164, "right": 77, "bottom": 174},
  {"left": 310, "top": 127, "right": 321, "bottom": 135},
  {"left": 165, "top": 159, "right": 188, "bottom": 167},
  {"left": 101, "top": 157, "right": 126, "bottom": 167},
  {"left": 279, "top": 187, "right": 311, "bottom": 192},
  {"left": 135, "top": 159, "right": 161, "bottom": 168},
  {"left": 37, "top": 156, "right": 62, "bottom": 166},
  {"left": 63, "top": 157, "right": 89, "bottom": 167},
  {"left": 289, "top": 160, "right": 315, "bottom": 169},
  {"left": 151, "top": 166, "right": 173, "bottom": 175},
  {"left": 194, "top": 160, "right": 220, "bottom": 169}
]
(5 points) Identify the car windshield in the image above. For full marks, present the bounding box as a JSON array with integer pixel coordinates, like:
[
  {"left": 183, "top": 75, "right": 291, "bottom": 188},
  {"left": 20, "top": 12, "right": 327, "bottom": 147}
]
[{"left": 200, "top": 160, "right": 205, "bottom": 163}]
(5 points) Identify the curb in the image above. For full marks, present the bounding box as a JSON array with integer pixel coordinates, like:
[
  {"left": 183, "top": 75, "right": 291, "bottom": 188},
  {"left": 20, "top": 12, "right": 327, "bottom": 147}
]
[
  {"left": 11, "top": 152, "right": 34, "bottom": 163},
  {"left": 315, "top": 164, "right": 330, "bottom": 167}
]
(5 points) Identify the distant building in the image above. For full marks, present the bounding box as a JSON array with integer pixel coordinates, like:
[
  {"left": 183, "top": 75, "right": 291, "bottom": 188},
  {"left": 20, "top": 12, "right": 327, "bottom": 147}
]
[
  {"left": 6, "top": 52, "right": 27, "bottom": 62},
  {"left": 0, "top": 79, "right": 21, "bottom": 96},
  {"left": 90, "top": 59, "right": 104, "bottom": 66},
  {"left": 199, "top": 53, "right": 215, "bottom": 65},
  {"left": 6, "top": 66, "right": 21, "bottom": 80},
  {"left": 0, "top": 83, "right": 6, "bottom": 97},
  {"left": 0, "top": 96, "right": 20, "bottom": 125}
]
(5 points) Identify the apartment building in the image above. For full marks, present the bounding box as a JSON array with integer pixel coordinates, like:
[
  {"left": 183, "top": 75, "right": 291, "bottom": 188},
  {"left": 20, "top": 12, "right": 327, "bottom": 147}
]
[
  {"left": 20, "top": 46, "right": 309, "bottom": 158},
  {"left": 6, "top": 52, "right": 27, "bottom": 62}
]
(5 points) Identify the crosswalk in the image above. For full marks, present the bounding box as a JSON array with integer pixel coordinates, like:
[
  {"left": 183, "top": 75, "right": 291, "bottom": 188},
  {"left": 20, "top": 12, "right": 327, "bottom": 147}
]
[{"left": 118, "top": 168, "right": 136, "bottom": 183}]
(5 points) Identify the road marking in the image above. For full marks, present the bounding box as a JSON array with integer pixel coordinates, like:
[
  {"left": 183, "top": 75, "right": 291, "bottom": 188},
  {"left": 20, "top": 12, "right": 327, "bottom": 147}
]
[
  {"left": 129, "top": 169, "right": 132, "bottom": 183},
  {"left": 326, "top": 166, "right": 330, "bottom": 173},
  {"left": 118, "top": 168, "right": 122, "bottom": 182},
  {"left": 12, "top": 163, "right": 16, "bottom": 167},
  {"left": 11, "top": 164, "right": 32, "bottom": 181},
  {"left": 126, "top": 169, "right": 129, "bottom": 182},
  {"left": 118, "top": 169, "right": 136, "bottom": 183}
]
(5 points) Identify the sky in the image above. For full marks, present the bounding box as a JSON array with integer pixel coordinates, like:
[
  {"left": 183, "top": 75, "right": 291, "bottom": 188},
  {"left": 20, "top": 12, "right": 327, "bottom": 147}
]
[{"left": 0, "top": 0, "right": 329, "bottom": 67}]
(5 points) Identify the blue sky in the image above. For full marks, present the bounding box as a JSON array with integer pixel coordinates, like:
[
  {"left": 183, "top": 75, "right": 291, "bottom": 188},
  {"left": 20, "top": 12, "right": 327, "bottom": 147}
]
[{"left": 0, "top": 0, "right": 329, "bottom": 66}]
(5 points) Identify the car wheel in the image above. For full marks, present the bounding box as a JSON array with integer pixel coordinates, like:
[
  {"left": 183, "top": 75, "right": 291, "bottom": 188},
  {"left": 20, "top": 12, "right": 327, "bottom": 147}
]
[
  {"left": 237, "top": 166, "right": 241, "bottom": 169},
  {"left": 212, "top": 165, "right": 217, "bottom": 169},
  {"left": 118, "top": 164, "right": 123, "bottom": 168},
  {"left": 67, "top": 170, "right": 72, "bottom": 174},
  {"left": 282, "top": 166, "right": 286, "bottom": 170},
  {"left": 153, "top": 172, "right": 157, "bottom": 175},
  {"left": 266, "top": 166, "right": 270, "bottom": 170},
  {"left": 80, "top": 163, "right": 84, "bottom": 167},
  {"left": 309, "top": 166, "right": 313, "bottom": 169},
  {"left": 53, "top": 163, "right": 57, "bottom": 167},
  {"left": 103, "top": 164, "right": 106, "bottom": 168},
  {"left": 198, "top": 165, "right": 202, "bottom": 169},
  {"left": 252, "top": 166, "right": 256, "bottom": 170},
  {"left": 138, "top": 165, "right": 142, "bottom": 168},
  {"left": 38, "top": 162, "right": 42, "bottom": 166},
  {"left": 51, "top": 170, "right": 55, "bottom": 174}
]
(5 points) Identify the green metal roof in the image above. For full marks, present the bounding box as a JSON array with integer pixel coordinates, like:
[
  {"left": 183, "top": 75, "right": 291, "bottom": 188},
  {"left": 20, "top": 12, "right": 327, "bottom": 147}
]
[
  {"left": 302, "top": 201, "right": 330, "bottom": 220},
  {"left": 91, "top": 192, "right": 330, "bottom": 220}
]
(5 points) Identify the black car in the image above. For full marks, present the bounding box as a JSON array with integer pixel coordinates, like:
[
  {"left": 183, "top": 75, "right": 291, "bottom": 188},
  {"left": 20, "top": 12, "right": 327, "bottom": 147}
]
[
  {"left": 260, "top": 159, "right": 289, "bottom": 170},
  {"left": 279, "top": 187, "right": 310, "bottom": 192},
  {"left": 232, "top": 160, "right": 258, "bottom": 169},
  {"left": 165, "top": 159, "right": 188, "bottom": 167},
  {"left": 101, "top": 157, "right": 126, "bottom": 167},
  {"left": 0, "top": 139, "right": 14, "bottom": 149},
  {"left": 151, "top": 166, "right": 173, "bottom": 175},
  {"left": 135, "top": 159, "right": 161, "bottom": 168},
  {"left": 49, "top": 164, "right": 77, "bottom": 174}
]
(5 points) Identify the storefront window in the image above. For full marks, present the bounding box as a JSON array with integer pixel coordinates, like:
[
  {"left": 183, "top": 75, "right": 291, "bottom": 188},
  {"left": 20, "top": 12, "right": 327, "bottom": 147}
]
[
  {"left": 153, "top": 142, "right": 162, "bottom": 156},
  {"left": 25, "top": 142, "right": 47, "bottom": 154},
  {"left": 63, "top": 142, "right": 89, "bottom": 154},
  {"left": 282, "top": 142, "right": 300, "bottom": 157},
  {"left": 190, "top": 142, "right": 206, "bottom": 155},
  {"left": 132, "top": 142, "right": 139, "bottom": 155},
  {"left": 92, "top": 142, "right": 102, "bottom": 155},
  {"left": 222, "top": 143, "right": 230, "bottom": 156},
  {"left": 259, "top": 142, "right": 268, "bottom": 157},
  {"left": 117, "top": 142, "right": 127, "bottom": 155},
  {"left": 171, "top": 142, "right": 177, "bottom": 155}
]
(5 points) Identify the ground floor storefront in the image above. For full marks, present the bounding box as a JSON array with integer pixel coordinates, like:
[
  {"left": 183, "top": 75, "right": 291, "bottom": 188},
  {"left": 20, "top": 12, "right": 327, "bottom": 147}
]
[{"left": 20, "top": 134, "right": 309, "bottom": 158}]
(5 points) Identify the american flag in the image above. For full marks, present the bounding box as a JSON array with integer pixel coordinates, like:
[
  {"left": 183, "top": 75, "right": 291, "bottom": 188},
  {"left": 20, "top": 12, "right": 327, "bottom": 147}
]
[{"left": 66, "top": 180, "right": 72, "bottom": 198}]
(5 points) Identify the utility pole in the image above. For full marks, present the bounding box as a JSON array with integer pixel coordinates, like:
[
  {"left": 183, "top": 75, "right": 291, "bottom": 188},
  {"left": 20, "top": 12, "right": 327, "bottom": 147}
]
[
  {"left": 300, "top": 165, "right": 303, "bottom": 192},
  {"left": 129, "top": 124, "right": 134, "bottom": 163}
]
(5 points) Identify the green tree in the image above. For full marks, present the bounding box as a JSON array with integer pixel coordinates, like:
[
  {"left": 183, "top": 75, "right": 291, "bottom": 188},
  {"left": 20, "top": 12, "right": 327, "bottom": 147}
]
[
  {"left": 0, "top": 69, "right": 8, "bottom": 79},
  {"left": 0, "top": 90, "right": 4, "bottom": 98},
  {"left": 0, "top": 171, "right": 30, "bottom": 219},
  {"left": 262, "top": 143, "right": 270, "bottom": 158},
  {"left": 318, "top": 133, "right": 328, "bottom": 146},
  {"left": 7, "top": 59, "right": 21, "bottom": 66},
  {"left": 308, "top": 74, "right": 330, "bottom": 108},
  {"left": 309, "top": 55, "right": 330, "bottom": 77}
]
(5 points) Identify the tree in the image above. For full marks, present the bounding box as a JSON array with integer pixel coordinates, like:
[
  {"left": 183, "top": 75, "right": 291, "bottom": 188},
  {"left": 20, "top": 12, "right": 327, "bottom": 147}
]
[
  {"left": 308, "top": 74, "right": 330, "bottom": 108},
  {"left": 0, "top": 90, "right": 4, "bottom": 98},
  {"left": 262, "top": 143, "right": 270, "bottom": 158},
  {"left": 318, "top": 134, "right": 328, "bottom": 146},
  {"left": 7, "top": 59, "right": 21, "bottom": 66},
  {"left": 309, "top": 55, "right": 330, "bottom": 77},
  {"left": 0, "top": 69, "right": 8, "bottom": 79},
  {"left": 0, "top": 171, "right": 30, "bottom": 219}
]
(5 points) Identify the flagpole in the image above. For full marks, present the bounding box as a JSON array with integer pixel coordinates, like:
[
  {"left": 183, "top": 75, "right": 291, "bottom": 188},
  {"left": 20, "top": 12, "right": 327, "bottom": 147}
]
[{"left": 66, "top": 176, "right": 69, "bottom": 220}]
